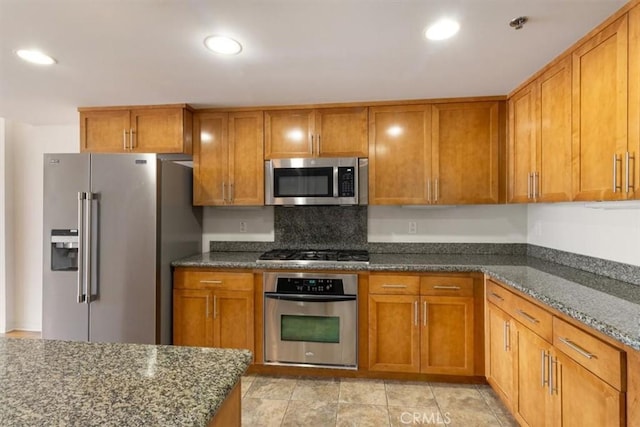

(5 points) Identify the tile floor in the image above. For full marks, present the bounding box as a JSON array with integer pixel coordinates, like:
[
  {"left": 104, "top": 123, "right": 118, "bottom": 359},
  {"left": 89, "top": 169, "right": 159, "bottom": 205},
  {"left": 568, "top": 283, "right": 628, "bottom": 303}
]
[{"left": 241, "top": 375, "right": 519, "bottom": 427}]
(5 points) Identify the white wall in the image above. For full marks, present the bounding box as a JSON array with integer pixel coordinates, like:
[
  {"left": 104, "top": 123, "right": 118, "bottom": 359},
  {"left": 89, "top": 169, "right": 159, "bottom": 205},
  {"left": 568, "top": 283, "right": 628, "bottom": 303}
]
[
  {"left": 0, "top": 119, "right": 6, "bottom": 332},
  {"left": 528, "top": 202, "right": 640, "bottom": 266},
  {"left": 368, "top": 205, "right": 528, "bottom": 243},
  {"left": 7, "top": 123, "right": 78, "bottom": 331},
  {"left": 202, "top": 206, "right": 274, "bottom": 251}
]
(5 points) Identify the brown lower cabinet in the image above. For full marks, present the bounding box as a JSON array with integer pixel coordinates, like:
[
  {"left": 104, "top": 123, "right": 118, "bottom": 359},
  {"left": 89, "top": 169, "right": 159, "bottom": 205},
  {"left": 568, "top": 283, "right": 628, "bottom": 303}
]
[
  {"left": 485, "top": 278, "right": 626, "bottom": 426},
  {"left": 368, "top": 274, "right": 475, "bottom": 376},
  {"left": 173, "top": 269, "right": 254, "bottom": 353}
]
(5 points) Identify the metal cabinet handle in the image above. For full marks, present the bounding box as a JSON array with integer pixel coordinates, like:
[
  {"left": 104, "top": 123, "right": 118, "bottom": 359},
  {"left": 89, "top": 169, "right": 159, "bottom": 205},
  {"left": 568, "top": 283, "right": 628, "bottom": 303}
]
[
  {"left": 381, "top": 284, "right": 407, "bottom": 289},
  {"left": 414, "top": 301, "right": 418, "bottom": 326},
  {"left": 423, "top": 301, "right": 427, "bottom": 326},
  {"left": 516, "top": 309, "right": 539, "bottom": 324},
  {"left": 534, "top": 172, "right": 539, "bottom": 199},
  {"left": 317, "top": 135, "right": 321, "bottom": 155},
  {"left": 427, "top": 179, "right": 431, "bottom": 203},
  {"left": 541, "top": 350, "right": 549, "bottom": 387},
  {"left": 230, "top": 183, "right": 234, "bottom": 202},
  {"left": 504, "top": 320, "right": 510, "bottom": 351},
  {"left": 549, "top": 355, "right": 558, "bottom": 395},
  {"left": 222, "top": 182, "right": 226, "bottom": 202},
  {"left": 527, "top": 172, "right": 532, "bottom": 199},
  {"left": 433, "top": 285, "right": 461, "bottom": 290},
  {"left": 310, "top": 135, "right": 314, "bottom": 155},
  {"left": 200, "top": 280, "right": 223, "bottom": 285},
  {"left": 206, "top": 295, "right": 210, "bottom": 318},
  {"left": 213, "top": 295, "right": 217, "bottom": 319},
  {"left": 489, "top": 292, "right": 504, "bottom": 302},
  {"left": 123, "top": 130, "right": 128, "bottom": 151},
  {"left": 613, "top": 154, "right": 622, "bottom": 192},
  {"left": 558, "top": 337, "right": 595, "bottom": 360},
  {"left": 129, "top": 128, "right": 135, "bottom": 150},
  {"left": 434, "top": 178, "right": 439, "bottom": 203},
  {"left": 626, "top": 152, "right": 635, "bottom": 193}
]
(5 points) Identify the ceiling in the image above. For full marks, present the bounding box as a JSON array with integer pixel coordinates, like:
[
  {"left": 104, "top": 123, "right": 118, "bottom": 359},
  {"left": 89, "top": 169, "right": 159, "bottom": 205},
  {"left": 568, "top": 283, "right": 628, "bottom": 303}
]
[{"left": 0, "top": 0, "right": 628, "bottom": 126}]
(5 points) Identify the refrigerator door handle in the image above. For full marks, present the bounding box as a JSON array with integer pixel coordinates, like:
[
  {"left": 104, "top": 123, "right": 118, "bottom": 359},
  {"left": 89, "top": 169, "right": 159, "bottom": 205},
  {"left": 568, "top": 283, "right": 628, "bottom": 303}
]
[
  {"left": 84, "top": 192, "right": 95, "bottom": 304},
  {"left": 77, "top": 192, "right": 86, "bottom": 303}
]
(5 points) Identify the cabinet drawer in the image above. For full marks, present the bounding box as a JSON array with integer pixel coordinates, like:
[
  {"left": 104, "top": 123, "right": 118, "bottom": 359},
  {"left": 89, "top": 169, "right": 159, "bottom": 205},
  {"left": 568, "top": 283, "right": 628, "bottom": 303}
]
[
  {"left": 369, "top": 274, "right": 420, "bottom": 294},
  {"left": 421, "top": 276, "right": 473, "bottom": 296},
  {"left": 510, "top": 293, "right": 553, "bottom": 342},
  {"left": 174, "top": 270, "right": 254, "bottom": 291},
  {"left": 553, "top": 317, "right": 625, "bottom": 391},
  {"left": 486, "top": 280, "right": 513, "bottom": 312}
]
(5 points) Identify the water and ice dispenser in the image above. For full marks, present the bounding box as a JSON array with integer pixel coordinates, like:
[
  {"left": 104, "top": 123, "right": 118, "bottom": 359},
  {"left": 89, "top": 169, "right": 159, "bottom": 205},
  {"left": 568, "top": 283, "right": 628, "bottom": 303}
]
[{"left": 50, "top": 229, "right": 79, "bottom": 271}]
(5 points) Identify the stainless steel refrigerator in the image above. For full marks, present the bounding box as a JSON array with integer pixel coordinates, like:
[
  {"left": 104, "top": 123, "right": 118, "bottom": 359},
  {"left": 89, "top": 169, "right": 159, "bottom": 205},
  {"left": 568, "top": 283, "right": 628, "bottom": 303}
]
[{"left": 42, "top": 153, "right": 202, "bottom": 344}]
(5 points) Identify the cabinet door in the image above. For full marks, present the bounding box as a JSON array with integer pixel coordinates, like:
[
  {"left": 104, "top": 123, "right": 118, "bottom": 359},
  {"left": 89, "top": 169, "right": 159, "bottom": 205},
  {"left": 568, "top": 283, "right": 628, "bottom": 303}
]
[
  {"left": 368, "top": 294, "right": 420, "bottom": 372},
  {"left": 173, "top": 289, "right": 213, "bottom": 347},
  {"left": 264, "top": 109, "right": 314, "bottom": 158},
  {"left": 572, "top": 15, "right": 628, "bottom": 201},
  {"left": 486, "top": 303, "right": 516, "bottom": 410},
  {"left": 432, "top": 102, "right": 501, "bottom": 204},
  {"left": 228, "top": 111, "right": 264, "bottom": 205},
  {"left": 554, "top": 351, "right": 624, "bottom": 427},
  {"left": 130, "top": 107, "right": 187, "bottom": 153},
  {"left": 193, "top": 113, "right": 228, "bottom": 205},
  {"left": 368, "top": 105, "right": 432, "bottom": 204},
  {"left": 630, "top": 5, "right": 640, "bottom": 200},
  {"left": 508, "top": 84, "right": 536, "bottom": 203},
  {"left": 420, "top": 296, "right": 474, "bottom": 375},
  {"left": 515, "top": 323, "right": 554, "bottom": 427},
  {"left": 315, "top": 107, "right": 368, "bottom": 157},
  {"left": 80, "top": 110, "right": 130, "bottom": 152},
  {"left": 213, "top": 290, "right": 254, "bottom": 353},
  {"left": 537, "top": 57, "right": 572, "bottom": 202}
]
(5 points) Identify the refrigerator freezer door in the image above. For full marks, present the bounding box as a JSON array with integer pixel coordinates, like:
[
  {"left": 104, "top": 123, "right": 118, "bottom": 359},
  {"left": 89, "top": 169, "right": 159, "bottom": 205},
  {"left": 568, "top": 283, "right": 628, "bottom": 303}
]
[
  {"left": 43, "top": 153, "right": 91, "bottom": 341},
  {"left": 88, "top": 154, "right": 158, "bottom": 344}
]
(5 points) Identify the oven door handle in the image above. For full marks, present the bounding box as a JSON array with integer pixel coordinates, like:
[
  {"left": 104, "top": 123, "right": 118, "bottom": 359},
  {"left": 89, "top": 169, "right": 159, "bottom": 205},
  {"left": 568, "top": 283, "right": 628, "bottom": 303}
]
[{"left": 264, "top": 293, "right": 356, "bottom": 303}]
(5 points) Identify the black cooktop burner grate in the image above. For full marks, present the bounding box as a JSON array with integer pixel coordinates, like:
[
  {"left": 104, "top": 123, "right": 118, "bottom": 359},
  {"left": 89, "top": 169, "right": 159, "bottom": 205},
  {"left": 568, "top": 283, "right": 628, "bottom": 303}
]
[{"left": 258, "top": 249, "right": 369, "bottom": 263}]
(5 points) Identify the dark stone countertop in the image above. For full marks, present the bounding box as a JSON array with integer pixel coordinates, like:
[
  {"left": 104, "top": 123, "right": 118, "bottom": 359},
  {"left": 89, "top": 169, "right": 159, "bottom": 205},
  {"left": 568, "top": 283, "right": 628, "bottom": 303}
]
[
  {"left": 0, "top": 339, "right": 252, "bottom": 426},
  {"left": 173, "top": 252, "right": 640, "bottom": 351}
]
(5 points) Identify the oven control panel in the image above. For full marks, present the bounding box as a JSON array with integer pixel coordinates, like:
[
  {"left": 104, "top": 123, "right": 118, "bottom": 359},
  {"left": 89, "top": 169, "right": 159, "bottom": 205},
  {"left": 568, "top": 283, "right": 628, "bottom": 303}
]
[{"left": 276, "top": 277, "right": 345, "bottom": 295}]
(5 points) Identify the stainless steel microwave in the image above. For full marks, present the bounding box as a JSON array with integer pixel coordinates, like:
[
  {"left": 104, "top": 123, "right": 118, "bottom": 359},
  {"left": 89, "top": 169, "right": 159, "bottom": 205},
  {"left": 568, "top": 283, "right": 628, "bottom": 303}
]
[{"left": 265, "top": 157, "right": 368, "bottom": 206}]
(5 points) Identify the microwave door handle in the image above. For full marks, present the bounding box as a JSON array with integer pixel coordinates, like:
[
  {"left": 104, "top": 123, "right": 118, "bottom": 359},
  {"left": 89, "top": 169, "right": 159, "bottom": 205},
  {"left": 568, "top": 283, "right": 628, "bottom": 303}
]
[{"left": 333, "top": 167, "right": 339, "bottom": 197}]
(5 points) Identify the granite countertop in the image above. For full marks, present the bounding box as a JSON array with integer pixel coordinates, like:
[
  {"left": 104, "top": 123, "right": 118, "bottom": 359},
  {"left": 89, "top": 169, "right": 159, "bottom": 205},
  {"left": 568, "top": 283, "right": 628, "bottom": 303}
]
[
  {"left": 0, "top": 339, "right": 252, "bottom": 426},
  {"left": 173, "top": 251, "right": 640, "bottom": 351}
]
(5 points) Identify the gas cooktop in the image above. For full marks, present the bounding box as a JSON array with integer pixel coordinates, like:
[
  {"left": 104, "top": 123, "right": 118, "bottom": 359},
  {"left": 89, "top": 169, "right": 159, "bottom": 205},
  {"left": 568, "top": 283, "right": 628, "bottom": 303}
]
[{"left": 258, "top": 249, "right": 369, "bottom": 264}]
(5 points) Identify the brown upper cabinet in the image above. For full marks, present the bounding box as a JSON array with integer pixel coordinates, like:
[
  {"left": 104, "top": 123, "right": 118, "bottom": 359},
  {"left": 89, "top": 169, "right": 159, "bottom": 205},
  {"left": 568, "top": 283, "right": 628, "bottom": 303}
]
[
  {"left": 193, "top": 111, "right": 264, "bottom": 206},
  {"left": 508, "top": 57, "right": 572, "bottom": 203},
  {"left": 264, "top": 107, "right": 368, "bottom": 159},
  {"left": 369, "top": 101, "right": 503, "bottom": 205},
  {"left": 630, "top": 4, "right": 640, "bottom": 200},
  {"left": 572, "top": 15, "right": 631, "bottom": 201},
  {"left": 79, "top": 104, "right": 193, "bottom": 154}
]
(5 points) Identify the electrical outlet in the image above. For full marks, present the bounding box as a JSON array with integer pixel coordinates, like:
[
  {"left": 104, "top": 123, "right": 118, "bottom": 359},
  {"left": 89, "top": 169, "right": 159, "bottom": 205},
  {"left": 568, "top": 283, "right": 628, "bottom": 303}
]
[
  {"left": 408, "top": 221, "right": 417, "bottom": 234},
  {"left": 239, "top": 221, "right": 247, "bottom": 233}
]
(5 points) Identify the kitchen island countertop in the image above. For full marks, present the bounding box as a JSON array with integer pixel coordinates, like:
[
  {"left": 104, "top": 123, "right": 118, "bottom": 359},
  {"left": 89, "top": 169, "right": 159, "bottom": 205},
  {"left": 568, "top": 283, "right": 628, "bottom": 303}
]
[
  {"left": 173, "top": 251, "right": 640, "bottom": 351},
  {"left": 0, "top": 338, "right": 252, "bottom": 426}
]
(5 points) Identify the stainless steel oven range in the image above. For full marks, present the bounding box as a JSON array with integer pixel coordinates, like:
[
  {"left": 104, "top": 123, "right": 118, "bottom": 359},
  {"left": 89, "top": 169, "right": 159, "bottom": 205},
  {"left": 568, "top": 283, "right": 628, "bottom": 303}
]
[{"left": 263, "top": 271, "right": 358, "bottom": 370}]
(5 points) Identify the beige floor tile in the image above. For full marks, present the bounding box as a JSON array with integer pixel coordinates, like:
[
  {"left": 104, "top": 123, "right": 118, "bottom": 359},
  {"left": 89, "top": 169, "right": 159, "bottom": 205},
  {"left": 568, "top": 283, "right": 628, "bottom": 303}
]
[
  {"left": 339, "top": 378, "right": 387, "bottom": 405},
  {"left": 291, "top": 377, "right": 340, "bottom": 402},
  {"left": 431, "top": 383, "right": 488, "bottom": 413},
  {"left": 388, "top": 406, "right": 446, "bottom": 427},
  {"left": 476, "top": 385, "right": 511, "bottom": 416},
  {"left": 384, "top": 380, "right": 435, "bottom": 407},
  {"left": 444, "top": 407, "right": 502, "bottom": 427},
  {"left": 245, "top": 376, "right": 298, "bottom": 400},
  {"left": 281, "top": 400, "right": 338, "bottom": 427},
  {"left": 494, "top": 411, "right": 519, "bottom": 427},
  {"left": 241, "top": 398, "right": 289, "bottom": 427},
  {"left": 337, "top": 403, "right": 390, "bottom": 427},
  {"left": 241, "top": 376, "right": 256, "bottom": 398}
]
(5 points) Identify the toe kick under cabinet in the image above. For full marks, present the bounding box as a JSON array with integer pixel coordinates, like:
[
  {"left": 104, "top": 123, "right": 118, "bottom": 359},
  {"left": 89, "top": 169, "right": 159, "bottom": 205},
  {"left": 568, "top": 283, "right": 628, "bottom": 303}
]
[
  {"left": 173, "top": 268, "right": 254, "bottom": 354},
  {"left": 367, "top": 273, "right": 484, "bottom": 376},
  {"left": 485, "top": 278, "right": 627, "bottom": 427}
]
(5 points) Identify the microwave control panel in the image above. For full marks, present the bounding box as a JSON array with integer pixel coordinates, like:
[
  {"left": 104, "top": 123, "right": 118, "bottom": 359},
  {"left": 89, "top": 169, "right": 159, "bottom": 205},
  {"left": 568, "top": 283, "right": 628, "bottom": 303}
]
[{"left": 337, "top": 167, "right": 356, "bottom": 197}]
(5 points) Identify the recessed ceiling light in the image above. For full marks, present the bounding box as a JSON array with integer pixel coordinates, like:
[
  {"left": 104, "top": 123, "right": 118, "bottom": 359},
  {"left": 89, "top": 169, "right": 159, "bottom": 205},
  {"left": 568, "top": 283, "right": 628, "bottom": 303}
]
[
  {"left": 425, "top": 19, "right": 460, "bottom": 41},
  {"left": 204, "top": 35, "right": 243, "bottom": 55},
  {"left": 15, "top": 49, "right": 56, "bottom": 65}
]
